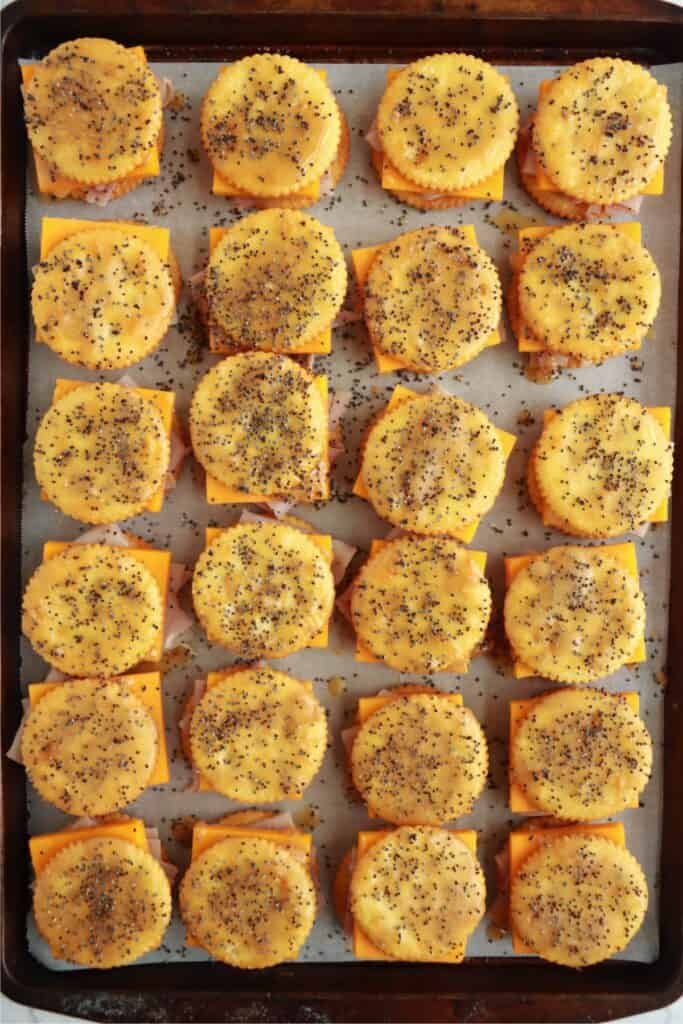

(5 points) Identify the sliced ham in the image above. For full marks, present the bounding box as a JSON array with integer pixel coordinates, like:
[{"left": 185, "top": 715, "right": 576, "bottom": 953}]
[
  {"left": 165, "top": 418, "right": 190, "bottom": 491},
  {"left": 83, "top": 183, "right": 120, "bottom": 207},
  {"left": 253, "top": 500, "right": 295, "bottom": 519},
  {"left": 155, "top": 76, "right": 175, "bottom": 110},
  {"left": 163, "top": 590, "right": 193, "bottom": 652},
  {"left": 6, "top": 698, "right": 30, "bottom": 764},
  {"left": 145, "top": 825, "right": 179, "bottom": 885},
  {"left": 257, "top": 811, "right": 296, "bottom": 832},
  {"left": 341, "top": 725, "right": 359, "bottom": 758},
  {"left": 44, "top": 667, "right": 68, "bottom": 683},
  {"left": 365, "top": 120, "right": 382, "bottom": 153},
  {"left": 330, "top": 537, "right": 357, "bottom": 587},
  {"left": 335, "top": 581, "right": 354, "bottom": 624},
  {"left": 73, "top": 523, "right": 131, "bottom": 547}
]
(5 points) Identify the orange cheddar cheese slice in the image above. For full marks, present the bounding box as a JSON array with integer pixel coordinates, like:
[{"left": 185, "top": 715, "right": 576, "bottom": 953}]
[
  {"left": 44, "top": 378, "right": 176, "bottom": 514},
  {"left": 39, "top": 217, "right": 170, "bottom": 262},
  {"left": 530, "top": 80, "right": 663, "bottom": 197},
  {"left": 207, "top": 226, "right": 332, "bottom": 355},
  {"left": 353, "top": 384, "right": 516, "bottom": 542},
  {"left": 205, "top": 375, "right": 329, "bottom": 504},
  {"left": 357, "top": 689, "right": 463, "bottom": 726},
  {"left": 27, "top": 671, "right": 169, "bottom": 786},
  {"left": 30, "top": 816, "right": 149, "bottom": 875},
  {"left": 509, "top": 821, "right": 626, "bottom": 954},
  {"left": 352, "top": 226, "right": 502, "bottom": 373},
  {"left": 508, "top": 692, "right": 640, "bottom": 813},
  {"left": 351, "top": 828, "right": 478, "bottom": 961},
  {"left": 504, "top": 542, "right": 645, "bottom": 678},
  {"left": 514, "top": 223, "right": 643, "bottom": 353},
  {"left": 203, "top": 526, "right": 332, "bottom": 648},
  {"left": 211, "top": 68, "right": 328, "bottom": 201},
  {"left": 42, "top": 540, "right": 171, "bottom": 664},
  {"left": 354, "top": 538, "right": 487, "bottom": 664}
]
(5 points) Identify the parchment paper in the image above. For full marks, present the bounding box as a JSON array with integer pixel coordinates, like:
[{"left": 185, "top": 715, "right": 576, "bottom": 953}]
[{"left": 20, "top": 60, "right": 683, "bottom": 968}]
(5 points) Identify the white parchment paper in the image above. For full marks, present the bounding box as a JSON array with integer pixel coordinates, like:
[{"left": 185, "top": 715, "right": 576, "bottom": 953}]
[{"left": 20, "top": 60, "right": 682, "bottom": 968}]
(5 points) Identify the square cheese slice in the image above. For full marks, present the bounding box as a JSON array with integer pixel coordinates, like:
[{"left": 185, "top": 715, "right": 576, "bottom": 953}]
[
  {"left": 529, "top": 80, "right": 664, "bottom": 197},
  {"left": 206, "top": 226, "right": 332, "bottom": 355},
  {"left": 375, "top": 70, "right": 505, "bottom": 201},
  {"left": 42, "top": 378, "right": 176, "bottom": 514},
  {"left": 22, "top": 49, "right": 161, "bottom": 199},
  {"left": 352, "top": 225, "right": 502, "bottom": 373},
  {"left": 205, "top": 374, "right": 330, "bottom": 504},
  {"left": 194, "top": 669, "right": 315, "bottom": 792},
  {"left": 508, "top": 821, "right": 626, "bottom": 954},
  {"left": 351, "top": 828, "right": 477, "bottom": 961},
  {"left": 185, "top": 822, "right": 312, "bottom": 948},
  {"left": 508, "top": 692, "right": 640, "bottom": 813},
  {"left": 204, "top": 526, "right": 332, "bottom": 648},
  {"left": 42, "top": 539, "right": 171, "bottom": 664},
  {"left": 532, "top": 405, "right": 671, "bottom": 526},
  {"left": 354, "top": 537, "right": 487, "bottom": 665},
  {"left": 357, "top": 689, "right": 463, "bottom": 725},
  {"left": 30, "top": 816, "right": 149, "bottom": 875},
  {"left": 514, "top": 223, "right": 643, "bottom": 353},
  {"left": 211, "top": 68, "right": 328, "bottom": 201},
  {"left": 39, "top": 217, "right": 170, "bottom": 262},
  {"left": 28, "top": 671, "right": 169, "bottom": 786},
  {"left": 353, "top": 384, "right": 515, "bottom": 542},
  {"left": 504, "top": 542, "right": 646, "bottom": 679}
]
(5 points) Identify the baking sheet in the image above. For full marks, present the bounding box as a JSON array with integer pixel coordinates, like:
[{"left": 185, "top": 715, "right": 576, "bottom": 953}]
[{"left": 19, "top": 60, "right": 683, "bottom": 968}]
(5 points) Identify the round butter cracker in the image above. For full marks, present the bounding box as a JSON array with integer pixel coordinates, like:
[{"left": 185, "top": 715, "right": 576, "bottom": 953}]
[
  {"left": 364, "top": 227, "right": 501, "bottom": 372},
  {"left": 190, "top": 666, "right": 327, "bottom": 801},
  {"left": 24, "top": 38, "right": 162, "bottom": 186},
  {"left": 533, "top": 58, "right": 672, "bottom": 205},
  {"left": 518, "top": 224, "right": 660, "bottom": 361},
  {"left": 376, "top": 54, "right": 518, "bottom": 192},
  {"left": 22, "top": 677, "right": 159, "bottom": 816},
  {"left": 32, "top": 227, "right": 175, "bottom": 370},
  {"left": 190, "top": 352, "right": 328, "bottom": 500},
  {"left": 192, "top": 521, "right": 334, "bottom": 659},
  {"left": 351, "top": 693, "right": 488, "bottom": 825},
  {"left": 504, "top": 545, "right": 646, "bottom": 684},
  {"left": 34, "top": 383, "right": 170, "bottom": 524},
  {"left": 200, "top": 54, "right": 341, "bottom": 197},
  {"left": 510, "top": 833, "right": 648, "bottom": 967},
  {"left": 350, "top": 827, "right": 485, "bottom": 961},
  {"left": 350, "top": 535, "right": 491, "bottom": 674},
  {"left": 22, "top": 543, "right": 164, "bottom": 677},
  {"left": 206, "top": 209, "right": 346, "bottom": 353},
  {"left": 33, "top": 836, "right": 171, "bottom": 968},
  {"left": 361, "top": 392, "right": 506, "bottom": 535},
  {"left": 179, "top": 834, "right": 316, "bottom": 968},
  {"left": 534, "top": 394, "right": 672, "bottom": 538},
  {"left": 511, "top": 688, "right": 652, "bottom": 821},
  {"left": 254, "top": 106, "right": 350, "bottom": 209}
]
